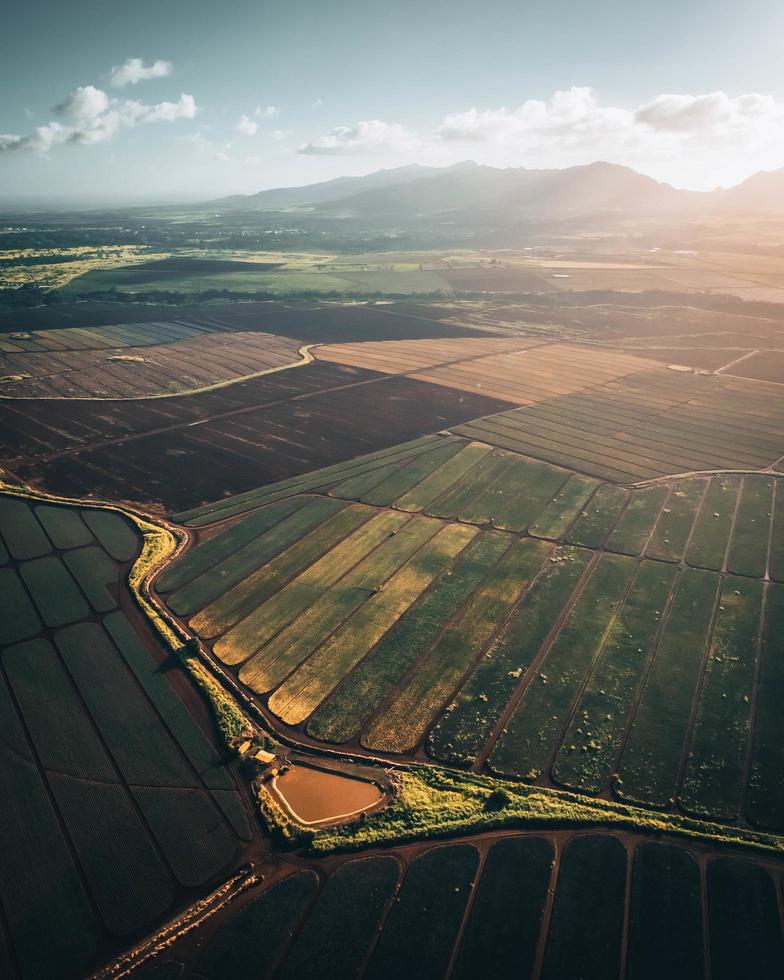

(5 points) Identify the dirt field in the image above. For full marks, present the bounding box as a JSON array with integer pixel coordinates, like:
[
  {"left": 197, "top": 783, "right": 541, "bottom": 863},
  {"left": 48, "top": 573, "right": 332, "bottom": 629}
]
[
  {"left": 0, "top": 363, "right": 509, "bottom": 511},
  {"left": 0, "top": 330, "right": 305, "bottom": 398},
  {"left": 725, "top": 350, "right": 784, "bottom": 385}
]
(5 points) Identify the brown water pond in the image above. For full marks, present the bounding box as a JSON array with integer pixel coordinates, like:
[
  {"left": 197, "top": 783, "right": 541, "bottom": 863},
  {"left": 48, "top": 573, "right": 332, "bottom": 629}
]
[{"left": 272, "top": 764, "right": 385, "bottom": 826}]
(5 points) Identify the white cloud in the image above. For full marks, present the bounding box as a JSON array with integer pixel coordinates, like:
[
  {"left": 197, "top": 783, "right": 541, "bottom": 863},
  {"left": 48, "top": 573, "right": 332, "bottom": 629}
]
[
  {"left": 55, "top": 85, "right": 110, "bottom": 122},
  {"left": 634, "top": 91, "right": 779, "bottom": 135},
  {"left": 255, "top": 105, "right": 279, "bottom": 119},
  {"left": 299, "top": 119, "right": 419, "bottom": 155},
  {"left": 311, "top": 98, "right": 323, "bottom": 110},
  {"left": 436, "top": 87, "right": 634, "bottom": 147},
  {"left": 434, "top": 86, "right": 784, "bottom": 157},
  {"left": 271, "top": 129, "right": 291, "bottom": 141},
  {"left": 236, "top": 114, "right": 258, "bottom": 136},
  {"left": 0, "top": 85, "right": 196, "bottom": 154},
  {"left": 110, "top": 57, "right": 173, "bottom": 88}
]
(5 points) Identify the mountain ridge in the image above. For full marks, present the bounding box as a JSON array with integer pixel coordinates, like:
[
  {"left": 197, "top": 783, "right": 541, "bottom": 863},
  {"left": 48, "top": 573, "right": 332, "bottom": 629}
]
[{"left": 204, "top": 160, "right": 782, "bottom": 222}]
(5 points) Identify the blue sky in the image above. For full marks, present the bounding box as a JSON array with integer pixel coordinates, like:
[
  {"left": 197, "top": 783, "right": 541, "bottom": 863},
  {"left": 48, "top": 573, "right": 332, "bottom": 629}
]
[{"left": 1, "top": 0, "right": 782, "bottom": 203}]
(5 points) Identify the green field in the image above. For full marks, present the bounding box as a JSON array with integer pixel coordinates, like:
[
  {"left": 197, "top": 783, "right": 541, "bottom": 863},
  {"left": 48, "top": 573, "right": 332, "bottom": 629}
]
[
  {"left": 176, "top": 832, "right": 784, "bottom": 980},
  {"left": 0, "top": 493, "right": 253, "bottom": 977},
  {"left": 165, "top": 456, "right": 784, "bottom": 831},
  {"left": 63, "top": 263, "right": 453, "bottom": 296}
]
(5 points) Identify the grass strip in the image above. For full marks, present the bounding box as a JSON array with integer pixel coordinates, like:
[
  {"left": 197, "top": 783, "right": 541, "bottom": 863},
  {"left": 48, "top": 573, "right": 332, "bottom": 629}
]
[
  {"left": 645, "top": 479, "right": 706, "bottom": 562},
  {"left": 362, "top": 537, "right": 543, "bottom": 754},
  {"left": 605, "top": 485, "right": 669, "bottom": 556},
  {"left": 685, "top": 476, "right": 741, "bottom": 571},
  {"left": 566, "top": 485, "right": 630, "bottom": 549},
  {"left": 527, "top": 474, "right": 600, "bottom": 540},
  {"left": 427, "top": 544, "right": 582, "bottom": 768},
  {"left": 552, "top": 561, "right": 677, "bottom": 794},
  {"left": 489, "top": 554, "right": 636, "bottom": 781},
  {"left": 306, "top": 531, "right": 511, "bottom": 745},
  {"left": 311, "top": 764, "right": 784, "bottom": 859},
  {"left": 617, "top": 568, "right": 719, "bottom": 809},
  {"left": 365, "top": 844, "right": 479, "bottom": 980},
  {"left": 167, "top": 497, "right": 345, "bottom": 618},
  {"left": 680, "top": 574, "right": 764, "bottom": 820},
  {"left": 268, "top": 523, "right": 478, "bottom": 724}
]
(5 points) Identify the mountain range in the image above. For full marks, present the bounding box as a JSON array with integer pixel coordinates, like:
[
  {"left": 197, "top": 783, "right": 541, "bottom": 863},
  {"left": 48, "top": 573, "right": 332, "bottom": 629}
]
[{"left": 208, "top": 161, "right": 784, "bottom": 223}]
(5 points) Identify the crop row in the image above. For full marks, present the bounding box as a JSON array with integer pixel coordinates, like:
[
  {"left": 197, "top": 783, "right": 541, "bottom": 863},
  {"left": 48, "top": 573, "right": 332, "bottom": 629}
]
[
  {"left": 189, "top": 834, "right": 784, "bottom": 980},
  {"left": 169, "top": 466, "right": 780, "bottom": 827},
  {"left": 0, "top": 496, "right": 252, "bottom": 978},
  {"left": 177, "top": 439, "right": 781, "bottom": 587},
  {"left": 454, "top": 367, "right": 784, "bottom": 482}
]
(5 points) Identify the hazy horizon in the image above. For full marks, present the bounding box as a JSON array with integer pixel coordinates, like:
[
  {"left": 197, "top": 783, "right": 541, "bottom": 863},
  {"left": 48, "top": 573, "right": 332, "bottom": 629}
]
[{"left": 2, "top": 0, "right": 783, "bottom": 204}]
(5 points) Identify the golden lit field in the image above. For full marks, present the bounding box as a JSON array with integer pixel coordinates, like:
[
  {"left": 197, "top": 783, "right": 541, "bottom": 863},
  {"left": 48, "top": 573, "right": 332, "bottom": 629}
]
[{"left": 317, "top": 339, "right": 659, "bottom": 405}]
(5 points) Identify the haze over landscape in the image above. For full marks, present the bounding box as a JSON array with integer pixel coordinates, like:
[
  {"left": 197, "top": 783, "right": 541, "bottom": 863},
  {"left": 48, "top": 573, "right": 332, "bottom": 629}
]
[
  {"left": 3, "top": 0, "right": 784, "bottom": 204},
  {"left": 2, "top": 3, "right": 784, "bottom": 980}
]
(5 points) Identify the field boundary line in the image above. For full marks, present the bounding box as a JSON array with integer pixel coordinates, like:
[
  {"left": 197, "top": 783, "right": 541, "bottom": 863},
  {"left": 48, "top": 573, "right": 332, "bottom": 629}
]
[
  {"left": 473, "top": 550, "right": 601, "bottom": 772},
  {"left": 542, "top": 553, "right": 641, "bottom": 790},
  {"left": 444, "top": 841, "right": 488, "bottom": 979},
  {"left": 90, "top": 866, "right": 259, "bottom": 978},
  {"left": 0, "top": 342, "right": 321, "bottom": 402}
]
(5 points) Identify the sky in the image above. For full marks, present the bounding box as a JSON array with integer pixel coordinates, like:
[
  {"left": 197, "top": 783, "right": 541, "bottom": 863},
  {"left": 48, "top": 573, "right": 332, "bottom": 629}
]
[{"left": 1, "top": 0, "right": 783, "bottom": 205}]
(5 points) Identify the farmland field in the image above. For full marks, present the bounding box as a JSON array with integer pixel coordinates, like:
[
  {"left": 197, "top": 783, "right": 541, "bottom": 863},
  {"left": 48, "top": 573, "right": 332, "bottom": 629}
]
[
  {"left": 0, "top": 491, "right": 256, "bottom": 979},
  {"left": 149, "top": 830, "right": 784, "bottom": 980},
  {"left": 159, "top": 438, "right": 784, "bottom": 831},
  {"left": 6, "top": 290, "right": 784, "bottom": 980}
]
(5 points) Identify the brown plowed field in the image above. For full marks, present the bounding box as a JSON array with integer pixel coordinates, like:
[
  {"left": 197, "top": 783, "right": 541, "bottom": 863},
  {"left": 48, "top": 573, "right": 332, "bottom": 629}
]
[
  {"left": 0, "top": 364, "right": 509, "bottom": 511},
  {"left": 315, "top": 336, "right": 542, "bottom": 374},
  {"left": 318, "top": 340, "right": 659, "bottom": 406},
  {"left": 0, "top": 330, "right": 304, "bottom": 398},
  {"left": 726, "top": 350, "right": 784, "bottom": 385}
]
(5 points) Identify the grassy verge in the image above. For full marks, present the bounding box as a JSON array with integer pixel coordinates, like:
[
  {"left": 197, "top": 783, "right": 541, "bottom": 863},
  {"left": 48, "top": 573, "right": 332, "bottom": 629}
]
[{"left": 311, "top": 765, "right": 784, "bottom": 859}]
